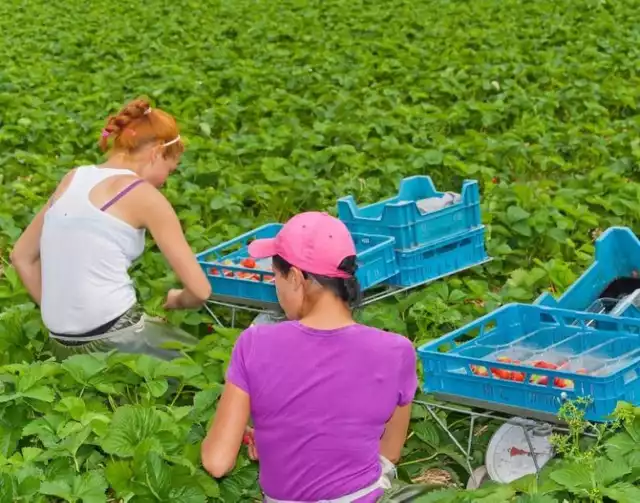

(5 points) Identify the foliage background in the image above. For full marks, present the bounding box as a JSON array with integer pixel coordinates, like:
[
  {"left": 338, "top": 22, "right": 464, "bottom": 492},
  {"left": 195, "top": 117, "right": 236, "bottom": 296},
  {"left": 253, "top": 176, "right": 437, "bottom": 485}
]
[{"left": 0, "top": 0, "right": 639, "bottom": 501}]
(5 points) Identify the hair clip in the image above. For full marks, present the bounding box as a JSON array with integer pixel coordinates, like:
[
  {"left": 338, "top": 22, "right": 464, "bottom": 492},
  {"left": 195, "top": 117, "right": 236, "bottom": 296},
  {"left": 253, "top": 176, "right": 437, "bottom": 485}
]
[
  {"left": 144, "top": 107, "right": 152, "bottom": 115},
  {"left": 101, "top": 129, "right": 110, "bottom": 138},
  {"left": 162, "top": 135, "right": 181, "bottom": 147}
]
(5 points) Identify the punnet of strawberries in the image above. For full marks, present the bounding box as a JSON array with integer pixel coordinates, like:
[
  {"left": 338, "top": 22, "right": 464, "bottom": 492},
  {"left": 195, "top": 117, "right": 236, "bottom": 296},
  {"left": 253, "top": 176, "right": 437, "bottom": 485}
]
[
  {"left": 208, "top": 257, "right": 275, "bottom": 283},
  {"left": 470, "top": 355, "right": 590, "bottom": 389}
]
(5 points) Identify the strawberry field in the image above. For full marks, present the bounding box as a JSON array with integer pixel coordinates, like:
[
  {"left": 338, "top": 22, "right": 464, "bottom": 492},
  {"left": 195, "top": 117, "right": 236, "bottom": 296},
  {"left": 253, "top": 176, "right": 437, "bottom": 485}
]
[{"left": 1, "top": 0, "right": 640, "bottom": 501}]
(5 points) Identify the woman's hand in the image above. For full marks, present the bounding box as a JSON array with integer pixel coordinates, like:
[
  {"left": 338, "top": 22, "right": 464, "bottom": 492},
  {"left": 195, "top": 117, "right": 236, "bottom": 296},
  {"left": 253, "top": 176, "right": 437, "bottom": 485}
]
[
  {"left": 243, "top": 427, "right": 258, "bottom": 461},
  {"left": 164, "top": 288, "right": 210, "bottom": 310},
  {"left": 163, "top": 289, "right": 184, "bottom": 309}
]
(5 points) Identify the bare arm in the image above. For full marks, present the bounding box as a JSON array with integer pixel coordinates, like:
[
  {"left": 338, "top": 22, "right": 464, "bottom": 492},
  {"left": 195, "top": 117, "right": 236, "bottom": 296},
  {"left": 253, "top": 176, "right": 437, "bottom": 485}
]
[
  {"left": 136, "top": 184, "right": 211, "bottom": 307},
  {"left": 201, "top": 382, "right": 251, "bottom": 478},
  {"left": 380, "top": 403, "right": 412, "bottom": 463},
  {"left": 380, "top": 341, "right": 417, "bottom": 464}
]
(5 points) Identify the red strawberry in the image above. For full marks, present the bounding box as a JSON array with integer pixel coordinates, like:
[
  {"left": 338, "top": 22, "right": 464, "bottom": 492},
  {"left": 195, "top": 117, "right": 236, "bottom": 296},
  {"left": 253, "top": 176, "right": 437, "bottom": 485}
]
[
  {"left": 554, "top": 377, "right": 573, "bottom": 388},
  {"left": 511, "top": 372, "right": 525, "bottom": 382},
  {"left": 491, "top": 368, "right": 512, "bottom": 380},
  {"left": 530, "top": 374, "right": 549, "bottom": 385},
  {"left": 533, "top": 360, "right": 558, "bottom": 370},
  {"left": 241, "top": 258, "right": 256, "bottom": 269},
  {"left": 471, "top": 365, "right": 488, "bottom": 376}
]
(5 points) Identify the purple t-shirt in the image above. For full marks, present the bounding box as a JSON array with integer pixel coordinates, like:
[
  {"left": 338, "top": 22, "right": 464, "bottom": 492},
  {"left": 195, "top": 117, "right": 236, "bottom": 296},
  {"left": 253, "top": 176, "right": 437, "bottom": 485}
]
[{"left": 226, "top": 321, "right": 418, "bottom": 502}]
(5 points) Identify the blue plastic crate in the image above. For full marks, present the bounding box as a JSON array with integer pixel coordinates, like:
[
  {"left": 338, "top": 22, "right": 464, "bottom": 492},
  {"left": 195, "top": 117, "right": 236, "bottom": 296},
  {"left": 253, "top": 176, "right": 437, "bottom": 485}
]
[
  {"left": 536, "top": 227, "right": 640, "bottom": 320},
  {"left": 385, "top": 227, "right": 488, "bottom": 287},
  {"left": 417, "top": 304, "right": 640, "bottom": 422},
  {"left": 196, "top": 224, "right": 399, "bottom": 306},
  {"left": 337, "top": 175, "right": 482, "bottom": 250}
]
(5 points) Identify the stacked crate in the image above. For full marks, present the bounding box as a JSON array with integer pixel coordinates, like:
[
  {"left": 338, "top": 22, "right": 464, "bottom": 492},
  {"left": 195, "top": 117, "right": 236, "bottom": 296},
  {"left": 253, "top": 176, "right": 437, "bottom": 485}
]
[{"left": 337, "top": 175, "right": 488, "bottom": 287}]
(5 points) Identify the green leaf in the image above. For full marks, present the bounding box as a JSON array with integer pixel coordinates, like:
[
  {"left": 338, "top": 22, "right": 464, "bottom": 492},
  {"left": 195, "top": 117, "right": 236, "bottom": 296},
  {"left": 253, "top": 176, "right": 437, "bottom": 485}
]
[
  {"left": 105, "top": 460, "right": 134, "bottom": 498},
  {"left": 515, "top": 495, "right": 559, "bottom": 503},
  {"left": 596, "top": 456, "right": 630, "bottom": 485},
  {"left": 62, "top": 354, "right": 108, "bottom": 384},
  {"left": 146, "top": 379, "right": 169, "bottom": 398},
  {"left": 54, "top": 397, "right": 87, "bottom": 421},
  {"left": 413, "top": 420, "right": 440, "bottom": 448},
  {"left": 144, "top": 451, "right": 172, "bottom": 498},
  {"left": 549, "top": 463, "right": 593, "bottom": 495},
  {"left": 100, "top": 405, "right": 170, "bottom": 457},
  {"left": 21, "top": 385, "right": 55, "bottom": 402},
  {"left": 506, "top": 206, "right": 531, "bottom": 223},
  {"left": 40, "top": 478, "right": 74, "bottom": 501},
  {"left": 603, "top": 482, "right": 640, "bottom": 503},
  {"left": 73, "top": 471, "right": 108, "bottom": 503},
  {"left": 422, "top": 150, "right": 444, "bottom": 166}
]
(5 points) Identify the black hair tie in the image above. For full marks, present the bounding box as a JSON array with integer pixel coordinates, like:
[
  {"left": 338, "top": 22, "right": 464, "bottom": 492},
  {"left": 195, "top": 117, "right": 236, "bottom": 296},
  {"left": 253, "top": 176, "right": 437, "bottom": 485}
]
[{"left": 338, "top": 255, "right": 358, "bottom": 276}]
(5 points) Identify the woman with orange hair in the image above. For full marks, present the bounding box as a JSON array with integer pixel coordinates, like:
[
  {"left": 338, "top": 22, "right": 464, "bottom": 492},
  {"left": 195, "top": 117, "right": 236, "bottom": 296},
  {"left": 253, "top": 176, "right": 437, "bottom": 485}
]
[{"left": 11, "top": 98, "right": 212, "bottom": 360}]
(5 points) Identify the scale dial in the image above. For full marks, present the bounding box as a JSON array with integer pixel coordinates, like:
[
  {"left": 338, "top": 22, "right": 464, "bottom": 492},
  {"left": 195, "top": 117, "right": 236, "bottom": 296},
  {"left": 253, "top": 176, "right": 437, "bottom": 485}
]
[{"left": 485, "top": 418, "right": 555, "bottom": 483}]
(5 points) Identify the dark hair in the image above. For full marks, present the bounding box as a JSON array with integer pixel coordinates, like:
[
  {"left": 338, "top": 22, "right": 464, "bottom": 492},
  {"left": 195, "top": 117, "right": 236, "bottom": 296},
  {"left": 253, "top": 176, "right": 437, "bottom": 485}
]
[{"left": 272, "top": 255, "right": 362, "bottom": 307}]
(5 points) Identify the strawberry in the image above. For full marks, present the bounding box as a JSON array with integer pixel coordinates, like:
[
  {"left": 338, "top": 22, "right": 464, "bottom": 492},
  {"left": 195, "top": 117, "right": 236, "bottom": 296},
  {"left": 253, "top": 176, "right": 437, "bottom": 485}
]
[
  {"left": 530, "top": 374, "right": 549, "bottom": 385},
  {"left": 241, "top": 258, "right": 256, "bottom": 269},
  {"left": 511, "top": 372, "right": 525, "bottom": 382},
  {"left": 471, "top": 365, "right": 489, "bottom": 376},
  {"left": 532, "top": 360, "right": 558, "bottom": 370},
  {"left": 554, "top": 377, "right": 573, "bottom": 388},
  {"left": 209, "top": 268, "right": 220, "bottom": 276},
  {"left": 491, "top": 368, "right": 512, "bottom": 380}
]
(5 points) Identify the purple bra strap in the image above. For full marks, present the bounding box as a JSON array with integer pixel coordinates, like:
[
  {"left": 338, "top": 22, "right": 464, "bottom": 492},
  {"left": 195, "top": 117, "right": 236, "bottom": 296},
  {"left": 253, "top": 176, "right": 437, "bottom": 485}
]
[{"left": 100, "top": 179, "right": 145, "bottom": 211}]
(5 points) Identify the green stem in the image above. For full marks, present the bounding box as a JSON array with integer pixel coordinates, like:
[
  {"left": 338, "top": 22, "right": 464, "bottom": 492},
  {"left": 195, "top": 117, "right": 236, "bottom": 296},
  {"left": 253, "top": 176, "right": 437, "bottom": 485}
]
[
  {"left": 170, "top": 383, "right": 185, "bottom": 407},
  {"left": 398, "top": 452, "right": 439, "bottom": 467}
]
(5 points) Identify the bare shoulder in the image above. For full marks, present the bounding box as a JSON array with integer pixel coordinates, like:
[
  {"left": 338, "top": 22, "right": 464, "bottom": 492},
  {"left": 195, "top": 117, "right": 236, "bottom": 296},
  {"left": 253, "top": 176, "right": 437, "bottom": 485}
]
[
  {"left": 126, "top": 182, "right": 179, "bottom": 230},
  {"left": 132, "top": 181, "right": 170, "bottom": 207}
]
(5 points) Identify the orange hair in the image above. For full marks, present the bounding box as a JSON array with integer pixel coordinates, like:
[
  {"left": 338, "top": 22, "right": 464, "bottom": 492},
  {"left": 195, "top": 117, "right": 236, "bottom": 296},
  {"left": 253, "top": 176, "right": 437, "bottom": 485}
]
[{"left": 99, "top": 97, "right": 184, "bottom": 159}]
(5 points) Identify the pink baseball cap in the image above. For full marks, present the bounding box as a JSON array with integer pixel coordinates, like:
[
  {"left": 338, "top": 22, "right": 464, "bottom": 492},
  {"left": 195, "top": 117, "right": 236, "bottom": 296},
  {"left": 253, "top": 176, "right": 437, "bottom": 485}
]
[{"left": 248, "top": 212, "right": 357, "bottom": 279}]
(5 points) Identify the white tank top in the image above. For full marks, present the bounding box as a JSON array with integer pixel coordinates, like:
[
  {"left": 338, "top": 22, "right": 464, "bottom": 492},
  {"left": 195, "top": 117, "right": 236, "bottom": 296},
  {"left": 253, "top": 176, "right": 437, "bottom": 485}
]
[{"left": 40, "top": 166, "right": 146, "bottom": 334}]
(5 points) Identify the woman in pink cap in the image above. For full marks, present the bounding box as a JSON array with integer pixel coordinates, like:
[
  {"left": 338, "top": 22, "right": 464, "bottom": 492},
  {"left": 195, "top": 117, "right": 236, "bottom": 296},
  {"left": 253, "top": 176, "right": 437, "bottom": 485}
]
[{"left": 201, "top": 212, "right": 418, "bottom": 502}]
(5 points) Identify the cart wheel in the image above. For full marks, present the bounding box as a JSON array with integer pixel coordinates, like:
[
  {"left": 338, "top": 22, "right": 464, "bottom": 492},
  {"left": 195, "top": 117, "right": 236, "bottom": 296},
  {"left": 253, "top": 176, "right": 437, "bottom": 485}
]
[{"left": 466, "top": 465, "right": 489, "bottom": 489}]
